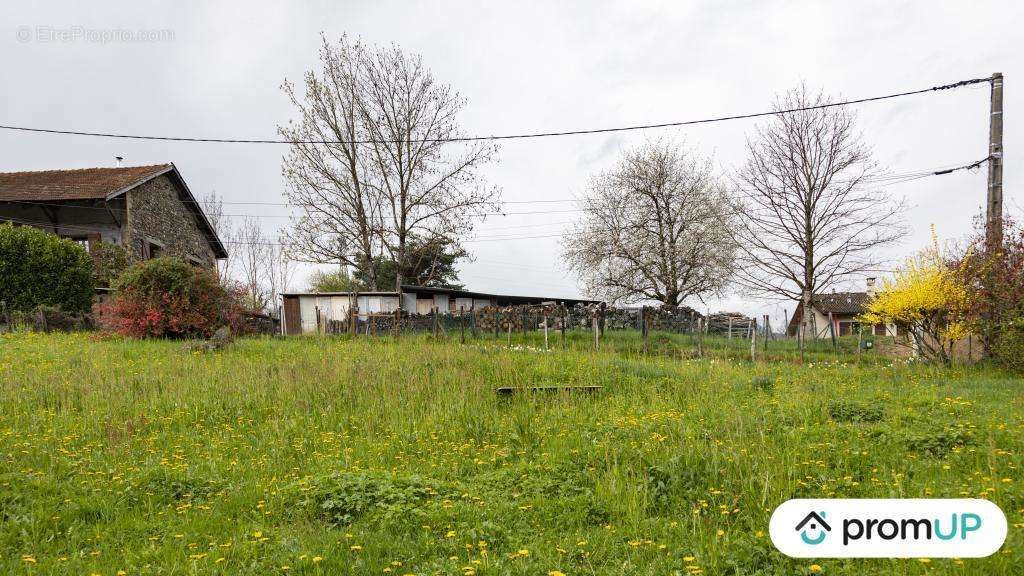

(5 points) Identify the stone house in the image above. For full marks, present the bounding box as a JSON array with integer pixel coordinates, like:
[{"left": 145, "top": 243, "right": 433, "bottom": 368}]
[{"left": 0, "top": 163, "right": 227, "bottom": 269}]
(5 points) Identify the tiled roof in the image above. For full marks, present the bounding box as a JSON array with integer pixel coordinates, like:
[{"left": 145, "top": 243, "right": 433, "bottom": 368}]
[
  {"left": 813, "top": 292, "right": 871, "bottom": 315},
  {"left": 0, "top": 164, "right": 172, "bottom": 202}
]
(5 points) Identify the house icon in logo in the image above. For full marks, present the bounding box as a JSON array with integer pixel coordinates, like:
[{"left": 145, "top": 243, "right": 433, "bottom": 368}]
[{"left": 795, "top": 511, "right": 831, "bottom": 545}]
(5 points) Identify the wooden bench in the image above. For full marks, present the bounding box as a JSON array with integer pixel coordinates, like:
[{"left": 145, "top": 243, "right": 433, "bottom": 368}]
[{"left": 495, "top": 385, "right": 603, "bottom": 395}]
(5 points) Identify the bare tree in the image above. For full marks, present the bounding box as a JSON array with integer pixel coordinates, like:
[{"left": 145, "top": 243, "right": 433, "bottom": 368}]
[
  {"left": 267, "top": 242, "right": 296, "bottom": 311},
  {"left": 562, "top": 139, "right": 736, "bottom": 306},
  {"left": 357, "top": 43, "right": 500, "bottom": 290},
  {"left": 280, "top": 35, "right": 384, "bottom": 288},
  {"left": 234, "top": 218, "right": 274, "bottom": 311},
  {"left": 280, "top": 34, "right": 499, "bottom": 291},
  {"left": 733, "top": 85, "right": 905, "bottom": 336},
  {"left": 201, "top": 191, "right": 234, "bottom": 279}
]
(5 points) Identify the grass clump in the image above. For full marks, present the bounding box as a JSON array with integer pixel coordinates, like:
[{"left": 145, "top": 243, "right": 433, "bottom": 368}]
[
  {"left": 290, "top": 471, "right": 448, "bottom": 527},
  {"left": 827, "top": 399, "right": 886, "bottom": 423}
]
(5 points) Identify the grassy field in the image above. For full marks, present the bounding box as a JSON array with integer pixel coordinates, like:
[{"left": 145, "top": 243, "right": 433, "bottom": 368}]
[{"left": 0, "top": 331, "right": 1021, "bottom": 575}]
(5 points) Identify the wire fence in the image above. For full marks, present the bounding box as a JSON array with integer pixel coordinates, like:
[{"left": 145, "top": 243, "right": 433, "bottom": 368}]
[{"left": 312, "top": 303, "right": 894, "bottom": 362}]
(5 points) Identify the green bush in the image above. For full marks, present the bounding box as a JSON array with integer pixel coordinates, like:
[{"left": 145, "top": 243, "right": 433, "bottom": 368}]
[
  {"left": 994, "top": 317, "right": 1024, "bottom": 372},
  {"left": 0, "top": 223, "right": 95, "bottom": 314},
  {"left": 90, "top": 241, "right": 130, "bottom": 288}
]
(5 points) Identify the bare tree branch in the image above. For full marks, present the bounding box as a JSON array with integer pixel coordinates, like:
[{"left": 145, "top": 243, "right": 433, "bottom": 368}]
[{"left": 732, "top": 84, "right": 906, "bottom": 335}]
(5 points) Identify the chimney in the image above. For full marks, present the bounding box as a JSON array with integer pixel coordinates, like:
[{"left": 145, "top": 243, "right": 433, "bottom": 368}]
[
  {"left": 866, "top": 277, "right": 877, "bottom": 296},
  {"left": 115, "top": 156, "right": 123, "bottom": 167}
]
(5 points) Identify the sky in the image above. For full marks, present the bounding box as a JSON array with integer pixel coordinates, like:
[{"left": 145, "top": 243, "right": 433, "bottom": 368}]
[{"left": 2, "top": 1, "right": 1020, "bottom": 325}]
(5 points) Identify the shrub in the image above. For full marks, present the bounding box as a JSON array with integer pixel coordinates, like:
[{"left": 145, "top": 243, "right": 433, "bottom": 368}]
[
  {"left": 99, "top": 257, "right": 243, "bottom": 338},
  {"left": 993, "top": 316, "right": 1024, "bottom": 372},
  {"left": 292, "top": 472, "right": 445, "bottom": 526},
  {"left": 860, "top": 229, "right": 971, "bottom": 364},
  {"left": 0, "top": 222, "right": 95, "bottom": 314},
  {"left": 90, "top": 241, "right": 130, "bottom": 288}
]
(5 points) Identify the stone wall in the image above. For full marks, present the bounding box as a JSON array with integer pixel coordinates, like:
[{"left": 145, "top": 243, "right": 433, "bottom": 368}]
[{"left": 124, "top": 175, "right": 217, "bottom": 267}]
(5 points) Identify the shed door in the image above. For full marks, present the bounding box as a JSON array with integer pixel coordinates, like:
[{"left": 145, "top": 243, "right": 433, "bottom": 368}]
[{"left": 283, "top": 296, "right": 302, "bottom": 335}]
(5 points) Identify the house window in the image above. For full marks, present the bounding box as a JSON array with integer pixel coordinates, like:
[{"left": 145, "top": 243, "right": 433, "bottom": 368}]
[
  {"left": 144, "top": 239, "right": 164, "bottom": 260},
  {"left": 874, "top": 324, "right": 887, "bottom": 336},
  {"left": 64, "top": 236, "right": 91, "bottom": 253}
]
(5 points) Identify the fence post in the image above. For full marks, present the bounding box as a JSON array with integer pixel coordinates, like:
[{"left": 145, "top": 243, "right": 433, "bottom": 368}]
[
  {"left": 560, "top": 305, "right": 567, "bottom": 349},
  {"left": 350, "top": 307, "right": 358, "bottom": 336},
  {"left": 763, "top": 314, "right": 770, "bottom": 351},
  {"left": 828, "top": 311, "right": 837, "bottom": 355},
  {"left": 750, "top": 318, "right": 757, "bottom": 362},
  {"left": 493, "top": 308, "right": 499, "bottom": 338},
  {"left": 642, "top": 306, "right": 649, "bottom": 355},
  {"left": 592, "top": 310, "right": 599, "bottom": 350},
  {"left": 857, "top": 323, "right": 863, "bottom": 356},
  {"left": 471, "top": 308, "right": 477, "bottom": 338},
  {"left": 460, "top": 306, "right": 466, "bottom": 344},
  {"left": 599, "top": 303, "right": 606, "bottom": 337},
  {"left": 543, "top": 312, "right": 549, "bottom": 350},
  {"left": 697, "top": 317, "right": 704, "bottom": 357}
]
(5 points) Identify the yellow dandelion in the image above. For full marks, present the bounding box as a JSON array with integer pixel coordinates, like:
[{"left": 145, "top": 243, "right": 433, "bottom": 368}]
[{"left": 809, "top": 564, "right": 822, "bottom": 573}]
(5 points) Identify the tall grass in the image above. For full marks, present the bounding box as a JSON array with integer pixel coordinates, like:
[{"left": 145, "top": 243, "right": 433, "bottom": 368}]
[{"left": 0, "top": 331, "right": 1020, "bottom": 575}]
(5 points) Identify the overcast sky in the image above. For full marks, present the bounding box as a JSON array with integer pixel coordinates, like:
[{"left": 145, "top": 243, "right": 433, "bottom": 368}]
[{"left": 3, "top": 1, "right": 1020, "bottom": 323}]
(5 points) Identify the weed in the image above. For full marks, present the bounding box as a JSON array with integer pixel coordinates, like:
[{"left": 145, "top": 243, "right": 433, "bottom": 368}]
[{"left": 827, "top": 400, "right": 885, "bottom": 423}]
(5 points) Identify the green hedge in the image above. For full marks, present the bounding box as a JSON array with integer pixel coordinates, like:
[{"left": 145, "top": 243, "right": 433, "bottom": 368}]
[
  {"left": 0, "top": 223, "right": 95, "bottom": 314},
  {"left": 994, "top": 317, "right": 1024, "bottom": 372}
]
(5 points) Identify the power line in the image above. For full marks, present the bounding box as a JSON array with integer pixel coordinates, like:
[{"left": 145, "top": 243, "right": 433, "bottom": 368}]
[
  {"left": 0, "top": 158, "right": 991, "bottom": 247},
  {"left": 0, "top": 77, "right": 991, "bottom": 145},
  {"left": 0, "top": 159, "right": 988, "bottom": 219}
]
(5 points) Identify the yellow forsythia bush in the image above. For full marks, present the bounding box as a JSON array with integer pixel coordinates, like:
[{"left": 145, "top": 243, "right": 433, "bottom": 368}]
[{"left": 860, "top": 231, "right": 971, "bottom": 363}]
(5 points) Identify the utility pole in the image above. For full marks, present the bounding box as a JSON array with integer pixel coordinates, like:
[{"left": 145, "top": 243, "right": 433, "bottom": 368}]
[
  {"left": 987, "top": 72, "right": 1004, "bottom": 253},
  {"left": 985, "top": 72, "right": 1004, "bottom": 357}
]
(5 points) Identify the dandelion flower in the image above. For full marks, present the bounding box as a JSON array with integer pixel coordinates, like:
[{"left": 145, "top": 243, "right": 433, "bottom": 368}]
[{"left": 809, "top": 565, "right": 822, "bottom": 573}]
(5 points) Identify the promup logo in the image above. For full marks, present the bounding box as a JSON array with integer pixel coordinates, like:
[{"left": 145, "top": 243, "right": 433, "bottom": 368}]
[
  {"left": 795, "top": 511, "right": 831, "bottom": 545},
  {"left": 770, "top": 499, "right": 1007, "bottom": 558}
]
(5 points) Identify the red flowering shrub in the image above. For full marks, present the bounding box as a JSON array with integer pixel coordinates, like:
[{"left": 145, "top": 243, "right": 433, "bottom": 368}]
[{"left": 99, "top": 257, "right": 244, "bottom": 338}]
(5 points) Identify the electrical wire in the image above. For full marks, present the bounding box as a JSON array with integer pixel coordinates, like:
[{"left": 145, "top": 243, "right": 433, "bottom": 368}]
[
  {"left": 0, "top": 159, "right": 988, "bottom": 219},
  {"left": 0, "top": 77, "right": 991, "bottom": 145}
]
